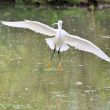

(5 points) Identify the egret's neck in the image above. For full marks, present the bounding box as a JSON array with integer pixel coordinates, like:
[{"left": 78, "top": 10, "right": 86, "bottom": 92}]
[{"left": 58, "top": 24, "right": 62, "bottom": 29}]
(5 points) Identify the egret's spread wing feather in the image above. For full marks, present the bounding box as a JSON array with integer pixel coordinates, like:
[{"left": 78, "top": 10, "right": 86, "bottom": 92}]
[
  {"left": 45, "top": 38, "right": 55, "bottom": 50},
  {"left": 65, "top": 34, "right": 110, "bottom": 62},
  {"left": 1, "top": 20, "right": 56, "bottom": 36}
]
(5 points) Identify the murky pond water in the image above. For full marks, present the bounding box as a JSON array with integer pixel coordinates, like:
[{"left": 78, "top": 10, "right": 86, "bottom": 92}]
[{"left": 0, "top": 6, "right": 110, "bottom": 110}]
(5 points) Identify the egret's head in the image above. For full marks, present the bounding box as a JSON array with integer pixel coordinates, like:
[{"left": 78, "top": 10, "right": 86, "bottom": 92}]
[{"left": 53, "top": 20, "right": 63, "bottom": 29}]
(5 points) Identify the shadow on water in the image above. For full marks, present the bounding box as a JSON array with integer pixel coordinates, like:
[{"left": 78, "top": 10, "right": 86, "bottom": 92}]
[{"left": 0, "top": 6, "right": 110, "bottom": 110}]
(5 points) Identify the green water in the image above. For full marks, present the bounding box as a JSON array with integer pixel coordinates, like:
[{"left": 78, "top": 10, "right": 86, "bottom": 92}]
[{"left": 0, "top": 6, "right": 110, "bottom": 110}]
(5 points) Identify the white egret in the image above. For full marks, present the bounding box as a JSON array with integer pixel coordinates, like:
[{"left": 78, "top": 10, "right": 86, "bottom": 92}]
[{"left": 1, "top": 20, "right": 110, "bottom": 69}]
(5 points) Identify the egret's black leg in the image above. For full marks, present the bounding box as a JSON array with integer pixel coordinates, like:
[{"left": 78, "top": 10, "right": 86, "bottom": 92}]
[
  {"left": 58, "top": 48, "right": 60, "bottom": 62},
  {"left": 47, "top": 45, "right": 56, "bottom": 69},
  {"left": 50, "top": 46, "right": 56, "bottom": 61},
  {"left": 58, "top": 48, "right": 63, "bottom": 70}
]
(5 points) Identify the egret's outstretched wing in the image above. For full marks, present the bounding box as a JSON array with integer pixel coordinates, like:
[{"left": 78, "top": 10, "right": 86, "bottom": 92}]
[
  {"left": 65, "top": 34, "right": 110, "bottom": 62},
  {"left": 1, "top": 20, "right": 56, "bottom": 36}
]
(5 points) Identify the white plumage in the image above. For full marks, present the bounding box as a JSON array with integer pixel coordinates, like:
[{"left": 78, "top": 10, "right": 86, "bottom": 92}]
[
  {"left": 2, "top": 20, "right": 56, "bottom": 36},
  {"left": 1, "top": 20, "right": 110, "bottom": 62}
]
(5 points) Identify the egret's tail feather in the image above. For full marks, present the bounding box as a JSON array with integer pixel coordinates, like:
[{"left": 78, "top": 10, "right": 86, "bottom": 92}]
[
  {"left": 60, "top": 44, "right": 69, "bottom": 52},
  {"left": 45, "top": 38, "right": 69, "bottom": 52}
]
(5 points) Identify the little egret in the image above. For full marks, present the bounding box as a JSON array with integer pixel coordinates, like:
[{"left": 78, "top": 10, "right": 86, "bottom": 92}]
[{"left": 1, "top": 20, "right": 110, "bottom": 69}]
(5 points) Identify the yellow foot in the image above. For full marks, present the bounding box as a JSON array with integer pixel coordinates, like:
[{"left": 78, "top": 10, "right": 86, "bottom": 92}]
[
  {"left": 58, "top": 62, "right": 63, "bottom": 71},
  {"left": 47, "top": 61, "right": 52, "bottom": 69}
]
